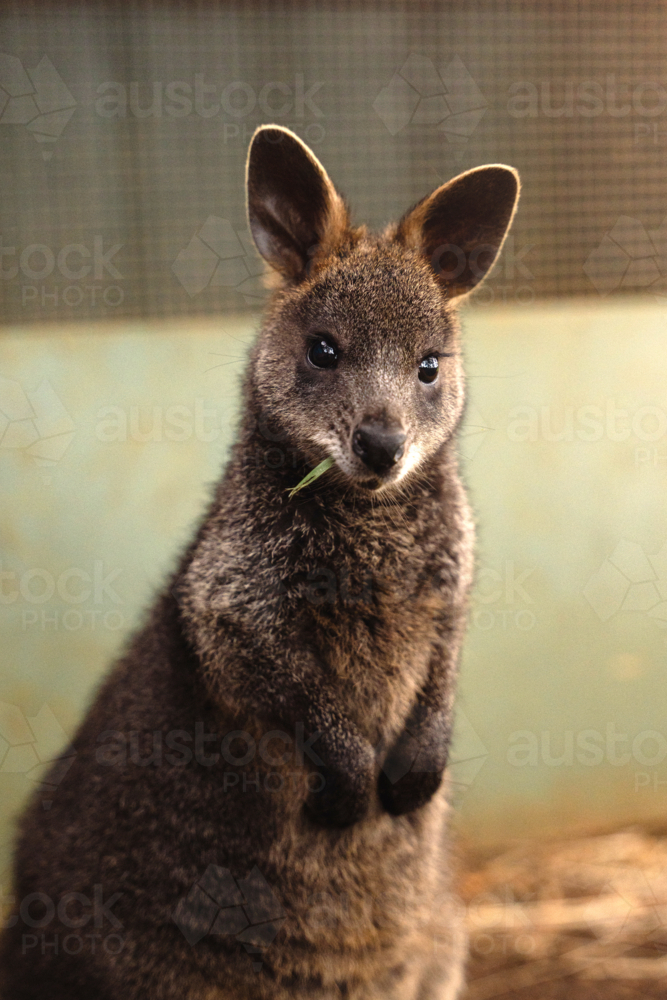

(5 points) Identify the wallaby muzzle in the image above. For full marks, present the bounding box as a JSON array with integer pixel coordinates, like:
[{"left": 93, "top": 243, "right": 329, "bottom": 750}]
[{"left": 352, "top": 421, "right": 406, "bottom": 474}]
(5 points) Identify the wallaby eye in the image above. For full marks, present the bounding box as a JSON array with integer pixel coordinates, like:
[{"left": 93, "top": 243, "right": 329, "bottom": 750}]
[
  {"left": 307, "top": 338, "right": 338, "bottom": 370},
  {"left": 418, "top": 355, "right": 439, "bottom": 384}
]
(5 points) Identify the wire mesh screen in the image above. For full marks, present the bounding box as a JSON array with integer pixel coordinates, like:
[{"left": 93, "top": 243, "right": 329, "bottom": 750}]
[{"left": 1, "top": 0, "right": 666, "bottom": 323}]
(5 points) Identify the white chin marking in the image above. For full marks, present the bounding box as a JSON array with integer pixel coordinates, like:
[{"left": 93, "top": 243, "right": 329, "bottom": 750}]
[
  {"left": 309, "top": 436, "right": 422, "bottom": 489},
  {"left": 385, "top": 446, "right": 421, "bottom": 487},
  {"left": 360, "top": 450, "right": 422, "bottom": 493}
]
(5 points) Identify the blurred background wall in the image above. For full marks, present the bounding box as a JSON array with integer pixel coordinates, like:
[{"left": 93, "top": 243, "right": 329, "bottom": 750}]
[
  {"left": 2, "top": 0, "right": 667, "bottom": 869},
  {"left": 3, "top": 0, "right": 667, "bottom": 320}
]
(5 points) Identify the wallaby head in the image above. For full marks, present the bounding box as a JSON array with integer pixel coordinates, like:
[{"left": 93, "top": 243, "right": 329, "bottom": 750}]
[{"left": 246, "top": 125, "right": 520, "bottom": 491}]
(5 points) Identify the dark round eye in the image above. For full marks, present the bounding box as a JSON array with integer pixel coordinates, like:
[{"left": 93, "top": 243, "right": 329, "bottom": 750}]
[
  {"left": 418, "top": 355, "right": 439, "bottom": 384},
  {"left": 307, "top": 338, "right": 338, "bottom": 370}
]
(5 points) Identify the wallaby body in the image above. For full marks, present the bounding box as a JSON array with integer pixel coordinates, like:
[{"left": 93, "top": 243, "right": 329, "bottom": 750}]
[{"left": 1, "top": 127, "right": 519, "bottom": 999}]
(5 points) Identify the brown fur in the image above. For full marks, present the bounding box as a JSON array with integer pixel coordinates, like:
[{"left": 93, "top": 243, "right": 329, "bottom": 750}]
[{"left": 0, "top": 126, "right": 519, "bottom": 999}]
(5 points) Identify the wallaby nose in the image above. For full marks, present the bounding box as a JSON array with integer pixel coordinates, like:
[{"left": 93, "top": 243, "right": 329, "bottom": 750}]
[{"left": 352, "top": 423, "right": 406, "bottom": 474}]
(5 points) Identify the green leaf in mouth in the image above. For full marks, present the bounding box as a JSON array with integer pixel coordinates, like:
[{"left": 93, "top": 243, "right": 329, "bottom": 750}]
[{"left": 287, "top": 457, "right": 335, "bottom": 498}]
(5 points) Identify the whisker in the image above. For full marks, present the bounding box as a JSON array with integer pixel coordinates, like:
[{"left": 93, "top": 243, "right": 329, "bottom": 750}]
[
  {"left": 467, "top": 373, "right": 524, "bottom": 379},
  {"left": 204, "top": 360, "right": 246, "bottom": 373},
  {"left": 224, "top": 334, "right": 255, "bottom": 349},
  {"left": 207, "top": 354, "right": 247, "bottom": 362}
]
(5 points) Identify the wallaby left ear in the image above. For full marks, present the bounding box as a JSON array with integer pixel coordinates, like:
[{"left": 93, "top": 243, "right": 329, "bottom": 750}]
[
  {"left": 246, "top": 125, "right": 350, "bottom": 282},
  {"left": 396, "top": 165, "right": 520, "bottom": 299}
]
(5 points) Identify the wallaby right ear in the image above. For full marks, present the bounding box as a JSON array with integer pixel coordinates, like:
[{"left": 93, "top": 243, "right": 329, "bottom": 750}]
[
  {"left": 246, "top": 125, "right": 349, "bottom": 282},
  {"left": 396, "top": 164, "right": 520, "bottom": 299}
]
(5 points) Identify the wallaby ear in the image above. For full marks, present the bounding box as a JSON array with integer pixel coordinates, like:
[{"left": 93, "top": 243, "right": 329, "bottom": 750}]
[
  {"left": 246, "top": 125, "right": 349, "bottom": 282},
  {"left": 396, "top": 165, "right": 520, "bottom": 299}
]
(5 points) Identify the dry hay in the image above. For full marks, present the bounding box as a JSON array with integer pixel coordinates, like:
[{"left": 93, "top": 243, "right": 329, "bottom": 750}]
[{"left": 459, "top": 829, "right": 667, "bottom": 999}]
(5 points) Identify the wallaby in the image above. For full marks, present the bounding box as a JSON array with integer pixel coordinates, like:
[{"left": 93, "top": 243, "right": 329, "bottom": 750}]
[{"left": 0, "top": 126, "right": 519, "bottom": 999}]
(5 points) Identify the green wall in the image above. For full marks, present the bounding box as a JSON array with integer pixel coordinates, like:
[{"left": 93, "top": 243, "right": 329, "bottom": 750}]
[{"left": 1, "top": 298, "right": 666, "bottom": 875}]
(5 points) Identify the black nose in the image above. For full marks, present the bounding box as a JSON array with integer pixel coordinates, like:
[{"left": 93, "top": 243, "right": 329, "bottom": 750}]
[{"left": 352, "top": 423, "right": 406, "bottom": 474}]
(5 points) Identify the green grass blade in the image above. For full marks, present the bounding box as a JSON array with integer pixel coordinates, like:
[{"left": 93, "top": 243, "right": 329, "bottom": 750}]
[{"left": 287, "top": 456, "right": 335, "bottom": 498}]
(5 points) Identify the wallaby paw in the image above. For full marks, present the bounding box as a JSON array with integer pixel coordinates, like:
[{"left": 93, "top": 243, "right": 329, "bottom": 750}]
[
  {"left": 305, "top": 737, "right": 375, "bottom": 828},
  {"left": 378, "top": 764, "right": 444, "bottom": 816},
  {"left": 305, "top": 766, "right": 371, "bottom": 827}
]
